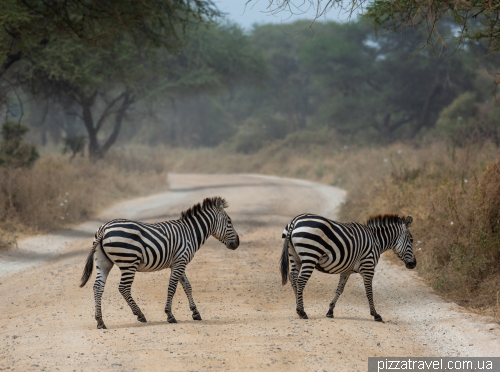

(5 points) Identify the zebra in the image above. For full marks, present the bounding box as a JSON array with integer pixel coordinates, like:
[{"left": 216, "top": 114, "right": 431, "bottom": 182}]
[
  {"left": 80, "top": 196, "right": 239, "bottom": 329},
  {"left": 280, "top": 213, "right": 416, "bottom": 321}
]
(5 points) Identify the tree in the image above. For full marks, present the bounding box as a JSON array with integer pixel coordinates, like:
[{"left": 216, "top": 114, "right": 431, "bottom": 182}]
[
  {"left": 132, "top": 22, "right": 268, "bottom": 147},
  {"left": 0, "top": 0, "right": 220, "bottom": 71},
  {"left": 22, "top": 37, "right": 149, "bottom": 159},
  {"left": 299, "top": 20, "right": 476, "bottom": 141},
  {"left": 248, "top": 0, "right": 500, "bottom": 55},
  {"left": 0, "top": 0, "right": 221, "bottom": 120},
  {"left": 21, "top": 22, "right": 267, "bottom": 156},
  {"left": 210, "top": 20, "right": 479, "bottom": 144}
]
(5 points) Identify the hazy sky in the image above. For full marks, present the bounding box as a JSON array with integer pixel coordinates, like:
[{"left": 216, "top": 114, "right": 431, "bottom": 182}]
[{"left": 214, "top": 0, "right": 358, "bottom": 30}]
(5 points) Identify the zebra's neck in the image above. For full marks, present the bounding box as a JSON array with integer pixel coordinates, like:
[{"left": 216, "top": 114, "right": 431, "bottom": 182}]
[
  {"left": 369, "top": 224, "right": 399, "bottom": 253},
  {"left": 181, "top": 210, "right": 216, "bottom": 250}
]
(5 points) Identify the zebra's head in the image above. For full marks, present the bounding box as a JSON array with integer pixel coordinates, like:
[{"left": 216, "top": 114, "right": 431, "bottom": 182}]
[
  {"left": 393, "top": 215, "right": 416, "bottom": 269},
  {"left": 211, "top": 199, "right": 239, "bottom": 250}
]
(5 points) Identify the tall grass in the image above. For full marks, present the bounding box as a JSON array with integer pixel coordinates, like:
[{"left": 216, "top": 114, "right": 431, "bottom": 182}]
[
  {"left": 337, "top": 142, "right": 500, "bottom": 314},
  {"left": 0, "top": 147, "right": 169, "bottom": 246}
]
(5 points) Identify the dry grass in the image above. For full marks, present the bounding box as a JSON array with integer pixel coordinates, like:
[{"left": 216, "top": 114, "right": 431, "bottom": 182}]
[
  {"left": 0, "top": 147, "right": 169, "bottom": 247},
  {"left": 335, "top": 142, "right": 500, "bottom": 319}
]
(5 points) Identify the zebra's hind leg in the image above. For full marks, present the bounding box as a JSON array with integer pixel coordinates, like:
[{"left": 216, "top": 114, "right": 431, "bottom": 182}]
[
  {"left": 93, "top": 245, "right": 114, "bottom": 329},
  {"left": 180, "top": 273, "right": 201, "bottom": 321},
  {"left": 295, "top": 263, "right": 315, "bottom": 319},
  {"left": 326, "top": 273, "right": 350, "bottom": 318},
  {"left": 118, "top": 265, "right": 147, "bottom": 323},
  {"left": 361, "top": 271, "right": 382, "bottom": 322},
  {"left": 289, "top": 260, "right": 301, "bottom": 297},
  {"left": 165, "top": 263, "right": 186, "bottom": 324}
]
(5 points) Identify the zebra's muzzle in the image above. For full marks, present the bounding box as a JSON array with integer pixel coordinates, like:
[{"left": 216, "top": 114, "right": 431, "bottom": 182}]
[
  {"left": 227, "top": 235, "right": 239, "bottom": 250},
  {"left": 405, "top": 259, "right": 417, "bottom": 269}
]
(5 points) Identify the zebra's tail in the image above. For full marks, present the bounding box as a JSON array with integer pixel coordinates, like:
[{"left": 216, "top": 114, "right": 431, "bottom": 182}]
[
  {"left": 80, "top": 226, "right": 105, "bottom": 288},
  {"left": 280, "top": 222, "right": 293, "bottom": 286}
]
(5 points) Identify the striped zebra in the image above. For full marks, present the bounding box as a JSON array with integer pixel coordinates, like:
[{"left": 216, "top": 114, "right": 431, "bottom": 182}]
[
  {"left": 80, "top": 196, "right": 239, "bottom": 329},
  {"left": 280, "top": 213, "right": 416, "bottom": 321}
]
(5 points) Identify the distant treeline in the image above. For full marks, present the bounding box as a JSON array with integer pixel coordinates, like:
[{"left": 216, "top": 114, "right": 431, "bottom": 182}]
[{"left": 15, "top": 19, "right": 500, "bottom": 154}]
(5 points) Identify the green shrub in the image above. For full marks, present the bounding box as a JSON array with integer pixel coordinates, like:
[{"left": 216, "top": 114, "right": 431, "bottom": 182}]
[{"left": 0, "top": 121, "right": 39, "bottom": 168}]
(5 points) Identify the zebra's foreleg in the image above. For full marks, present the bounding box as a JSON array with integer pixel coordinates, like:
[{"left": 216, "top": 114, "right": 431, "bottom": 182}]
[
  {"left": 118, "top": 265, "right": 147, "bottom": 323},
  {"left": 326, "top": 272, "right": 350, "bottom": 318},
  {"left": 295, "top": 263, "right": 315, "bottom": 319},
  {"left": 165, "top": 263, "right": 187, "bottom": 324},
  {"left": 361, "top": 271, "right": 382, "bottom": 322},
  {"left": 179, "top": 273, "right": 201, "bottom": 321},
  {"left": 93, "top": 246, "right": 114, "bottom": 329}
]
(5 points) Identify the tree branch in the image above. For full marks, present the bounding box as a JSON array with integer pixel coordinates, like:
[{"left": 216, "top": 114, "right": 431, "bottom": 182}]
[
  {"left": 95, "top": 92, "right": 128, "bottom": 133},
  {"left": 99, "top": 92, "right": 134, "bottom": 157}
]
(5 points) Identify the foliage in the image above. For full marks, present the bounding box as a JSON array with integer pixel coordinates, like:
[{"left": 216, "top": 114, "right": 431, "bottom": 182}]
[
  {"left": 110, "top": 22, "right": 268, "bottom": 148},
  {"left": 0, "top": 120, "right": 38, "bottom": 168},
  {"left": 19, "top": 20, "right": 266, "bottom": 157},
  {"left": 249, "top": 0, "right": 500, "bottom": 55},
  {"left": 300, "top": 20, "right": 476, "bottom": 141},
  {"left": 19, "top": 18, "right": 500, "bottom": 149},
  {"left": 232, "top": 112, "right": 292, "bottom": 153},
  {"left": 433, "top": 91, "right": 500, "bottom": 146},
  {"left": 63, "top": 136, "right": 86, "bottom": 160},
  {"left": 173, "top": 19, "right": 483, "bottom": 148},
  {"left": 365, "top": 0, "right": 500, "bottom": 54},
  {"left": 0, "top": 0, "right": 220, "bottom": 69}
]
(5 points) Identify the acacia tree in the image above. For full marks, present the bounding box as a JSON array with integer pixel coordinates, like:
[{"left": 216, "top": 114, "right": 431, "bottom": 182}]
[
  {"left": 0, "top": 0, "right": 220, "bottom": 71},
  {"left": 21, "top": 22, "right": 266, "bottom": 158},
  {"left": 0, "top": 0, "right": 220, "bottom": 117},
  {"left": 249, "top": 0, "right": 500, "bottom": 55},
  {"left": 22, "top": 37, "right": 148, "bottom": 159}
]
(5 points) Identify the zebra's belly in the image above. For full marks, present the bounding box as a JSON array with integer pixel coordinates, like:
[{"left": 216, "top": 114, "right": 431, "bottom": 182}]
[
  {"left": 137, "top": 256, "right": 173, "bottom": 272},
  {"left": 316, "top": 252, "right": 357, "bottom": 274}
]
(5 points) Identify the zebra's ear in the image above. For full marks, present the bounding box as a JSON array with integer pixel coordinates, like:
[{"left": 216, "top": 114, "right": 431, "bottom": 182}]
[{"left": 405, "top": 215, "right": 413, "bottom": 228}]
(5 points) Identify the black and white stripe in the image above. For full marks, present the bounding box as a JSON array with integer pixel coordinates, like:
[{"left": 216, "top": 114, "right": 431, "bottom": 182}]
[
  {"left": 280, "top": 213, "right": 415, "bottom": 321},
  {"left": 80, "top": 196, "right": 239, "bottom": 329}
]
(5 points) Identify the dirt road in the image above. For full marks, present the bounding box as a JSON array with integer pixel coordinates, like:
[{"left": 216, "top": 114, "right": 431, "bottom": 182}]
[{"left": 1, "top": 174, "right": 499, "bottom": 372}]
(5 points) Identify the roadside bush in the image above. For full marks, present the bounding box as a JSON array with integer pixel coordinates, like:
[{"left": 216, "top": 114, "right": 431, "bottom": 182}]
[
  {"left": 232, "top": 113, "right": 293, "bottom": 154},
  {"left": 432, "top": 92, "right": 500, "bottom": 147},
  {"left": 0, "top": 121, "right": 39, "bottom": 168}
]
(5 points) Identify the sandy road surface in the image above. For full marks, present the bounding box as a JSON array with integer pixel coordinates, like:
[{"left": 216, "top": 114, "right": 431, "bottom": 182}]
[{"left": 1, "top": 174, "right": 500, "bottom": 372}]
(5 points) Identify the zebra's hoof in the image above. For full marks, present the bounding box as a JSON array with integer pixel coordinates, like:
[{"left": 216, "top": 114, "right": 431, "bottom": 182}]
[
  {"left": 374, "top": 315, "right": 383, "bottom": 322},
  {"left": 297, "top": 310, "right": 308, "bottom": 319},
  {"left": 137, "top": 315, "right": 147, "bottom": 323},
  {"left": 192, "top": 311, "right": 202, "bottom": 321},
  {"left": 326, "top": 311, "right": 334, "bottom": 318},
  {"left": 97, "top": 323, "right": 107, "bottom": 330},
  {"left": 168, "top": 316, "right": 177, "bottom": 324}
]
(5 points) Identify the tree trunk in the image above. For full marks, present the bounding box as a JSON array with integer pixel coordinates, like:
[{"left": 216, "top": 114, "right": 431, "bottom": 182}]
[
  {"left": 80, "top": 91, "right": 133, "bottom": 160},
  {"left": 410, "top": 71, "right": 441, "bottom": 138},
  {"left": 99, "top": 93, "right": 133, "bottom": 157},
  {"left": 80, "top": 93, "right": 100, "bottom": 160}
]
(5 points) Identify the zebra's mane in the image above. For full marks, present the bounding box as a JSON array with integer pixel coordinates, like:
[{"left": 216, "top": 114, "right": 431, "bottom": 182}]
[
  {"left": 366, "top": 214, "right": 405, "bottom": 227},
  {"left": 180, "top": 196, "right": 228, "bottom": 220}
]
